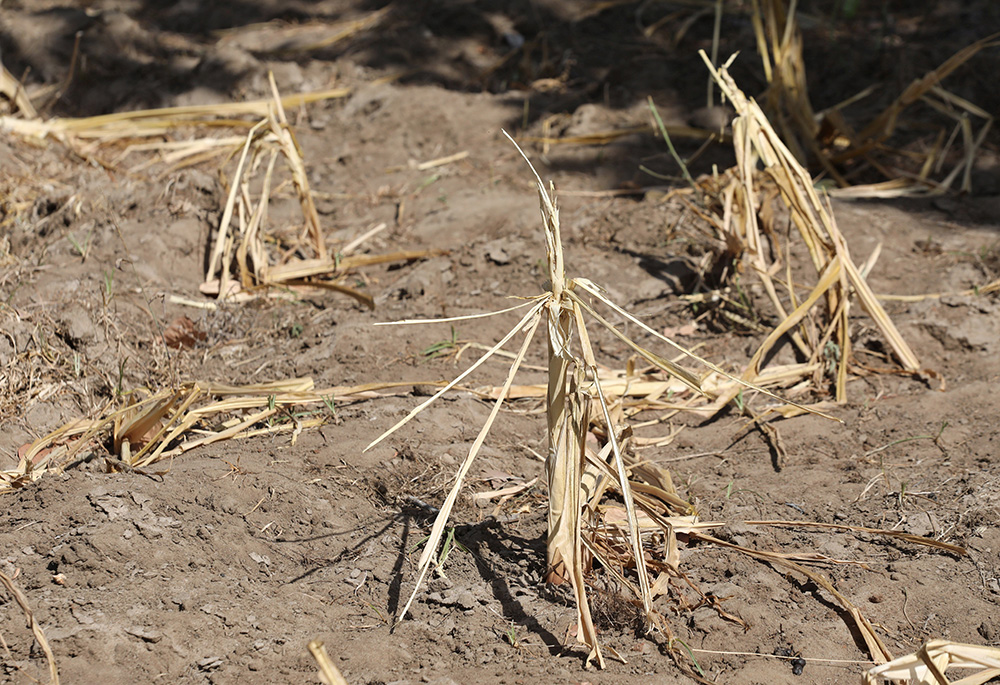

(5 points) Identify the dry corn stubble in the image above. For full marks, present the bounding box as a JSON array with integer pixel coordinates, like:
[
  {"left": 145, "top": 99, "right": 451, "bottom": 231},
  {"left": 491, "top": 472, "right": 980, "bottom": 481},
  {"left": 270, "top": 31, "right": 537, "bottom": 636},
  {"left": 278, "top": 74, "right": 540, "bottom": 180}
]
[
  {"left": 531, "top": 38, "right": 996, "bottom": 426},
  {"left": 365, "top": 131, "right": 844, "bottom": 669},
  {"left": 682, "top": 50, "right": 921, "bottom": 415},
  {"left": 748, "top": 1, "right": 997, "bottom": 195},
  {"left": 201, "top": 74, "right": 446, "bottom": 308},
  {"left": 366, "top": 120, "right": 973, "bottom": 674}
]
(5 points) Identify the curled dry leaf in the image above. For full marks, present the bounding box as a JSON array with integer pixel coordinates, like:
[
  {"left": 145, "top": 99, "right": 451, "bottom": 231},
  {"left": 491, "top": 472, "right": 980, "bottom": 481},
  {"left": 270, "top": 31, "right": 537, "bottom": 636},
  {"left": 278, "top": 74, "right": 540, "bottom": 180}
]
[{"left": 162, "top": 315, "right": 207, "bottom": 349}]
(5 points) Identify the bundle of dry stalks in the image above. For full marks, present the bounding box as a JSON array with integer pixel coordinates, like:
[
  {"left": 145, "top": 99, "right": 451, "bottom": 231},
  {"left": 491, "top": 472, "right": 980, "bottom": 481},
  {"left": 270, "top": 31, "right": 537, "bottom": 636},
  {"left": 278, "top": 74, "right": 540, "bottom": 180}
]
[
  {"left": 501, "top": 53, "right": 926, "bottom": 422},
  {"left": 3, "top": 63, "right": 436, "bottom": 306},
  {"left": 2, "top": 377, "right": 433, "bottom": 492},
  {"left": 688, "top": 52, "right": 921, "bottom": 409},
  {"left": 750, "top": 0, "right": 998, "bottom": 195},
  {"left": 200, "top": 75, "right": 444, "bottom": 307},
  {"left": 362, "top": 133, "right": 965, "bottom": 671}
]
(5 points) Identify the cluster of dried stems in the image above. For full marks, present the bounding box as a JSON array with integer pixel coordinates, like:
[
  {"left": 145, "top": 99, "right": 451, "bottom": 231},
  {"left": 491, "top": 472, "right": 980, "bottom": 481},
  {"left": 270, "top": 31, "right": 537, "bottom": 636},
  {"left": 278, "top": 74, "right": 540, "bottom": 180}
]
[
  {"left": 2, "top": 376, "right": 448, "bottom": 491},
  {"left": 202, "top": 74, "right": 443, "bottom": 307},
  {"left": 362, "top": 124, "right": 973, "bottom": 674},
  {"left": 357, "top": 24, "right": 1000, "bottom": 671},
  {"left": 725, "top": 0, "right": 996, "bottom": 197}
]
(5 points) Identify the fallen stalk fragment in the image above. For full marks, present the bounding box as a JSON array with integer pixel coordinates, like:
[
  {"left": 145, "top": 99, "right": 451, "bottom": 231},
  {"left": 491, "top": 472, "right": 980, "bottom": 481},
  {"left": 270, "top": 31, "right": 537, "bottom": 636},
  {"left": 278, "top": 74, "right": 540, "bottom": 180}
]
[
  {"left": 0, "top": 570, "right": 60, "bottom": 684},
  {"left": 3, "top": 378, "right": 434, "bottom": 492}
]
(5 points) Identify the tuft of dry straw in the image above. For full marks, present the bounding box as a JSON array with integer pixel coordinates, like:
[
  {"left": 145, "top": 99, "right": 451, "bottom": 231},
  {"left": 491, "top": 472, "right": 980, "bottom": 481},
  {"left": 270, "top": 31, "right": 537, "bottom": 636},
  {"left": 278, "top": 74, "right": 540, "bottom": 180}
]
[
  {"left": 0, "top": 88, "right": 351, "bottom": 142},
  {"left": 200, "top": 77, "right": 445, "bottom": 307},
  {"left": 749, "top": 0, "right": 823, "bottom": 172},
  {"left": 698, "top": 50, "right": 919, "bottom": 406}
]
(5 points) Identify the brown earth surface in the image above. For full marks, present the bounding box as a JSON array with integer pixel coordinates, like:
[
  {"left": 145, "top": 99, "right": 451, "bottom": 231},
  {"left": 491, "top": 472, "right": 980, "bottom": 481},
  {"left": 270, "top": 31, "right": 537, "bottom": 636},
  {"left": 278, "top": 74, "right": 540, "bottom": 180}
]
[{"left": 2, "top": 1, "right": 1000, "bottom": 684}]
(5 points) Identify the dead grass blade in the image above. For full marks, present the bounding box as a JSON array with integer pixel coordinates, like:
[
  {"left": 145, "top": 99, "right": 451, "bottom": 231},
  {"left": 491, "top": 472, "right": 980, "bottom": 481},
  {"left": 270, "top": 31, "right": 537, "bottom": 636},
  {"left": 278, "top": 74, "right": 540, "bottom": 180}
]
[
  {"left": 864, "top": 640, "right": 1000, "bottom": 685},
  {"left": 827, "top": 204, "right": 919, "bottom": 371},
  {"left": 590, "top": 365, "right": 654, "bottom": 619},
  {"left": 829, "top": 179, "right": 930, "bottom": 199},
  {"left": 745, "top": 520, "right": 966, "bottom": 556},
  {"left": 692, "top": 531, "right": 893, "bottom": 665},
  {"left": 267, "top": 73, "right": 326, "bottom": 260},
  {"left": 519, "top": 124, "right": 721, "bottom": 147},
  {"left": 364, "top": 299, "right": 547, "bottom": 453},
  {"left": 545, "top": 365, "right": 605, "bottom": 667},
  {"left": 0, "top": 88, "right": 351, "bottom": 142},
  {"left": 569, "top": 279, "right": 838, "bottom": 420},
  {"left": 205, "top": 119, "right": 267, "bottom": 283},
  {"left": 376, "top": 297, "right": 546, "bottom": 326},
  {"left": 567, "top": 289, "right": 703, "bottom": 393},
  {"left": 0, "top": 570, "right": 60, "bottom": 685},
  {"left": 395, "top": 305, "right": 543, "bottom": 625},
  {"left": 238, "top": 8, "right": 389, "bottom": 56}
]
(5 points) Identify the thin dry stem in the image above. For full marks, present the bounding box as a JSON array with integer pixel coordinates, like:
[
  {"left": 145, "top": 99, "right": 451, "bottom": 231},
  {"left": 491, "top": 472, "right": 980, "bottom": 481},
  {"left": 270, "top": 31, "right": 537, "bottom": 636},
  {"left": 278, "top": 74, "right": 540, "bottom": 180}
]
[
  {"left": 395, "top": 305, "right": 543, "bottom": 624},
  {"left": 0, "top": 571, "right": 60, "bottom": 685}
]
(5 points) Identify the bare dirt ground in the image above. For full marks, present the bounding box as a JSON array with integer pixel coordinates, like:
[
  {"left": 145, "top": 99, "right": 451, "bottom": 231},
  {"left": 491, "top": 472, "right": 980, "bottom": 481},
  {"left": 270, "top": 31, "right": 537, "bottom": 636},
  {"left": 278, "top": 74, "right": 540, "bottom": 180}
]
[{"left": 2, "top": 2, "right": 1000, "bottom": 684}]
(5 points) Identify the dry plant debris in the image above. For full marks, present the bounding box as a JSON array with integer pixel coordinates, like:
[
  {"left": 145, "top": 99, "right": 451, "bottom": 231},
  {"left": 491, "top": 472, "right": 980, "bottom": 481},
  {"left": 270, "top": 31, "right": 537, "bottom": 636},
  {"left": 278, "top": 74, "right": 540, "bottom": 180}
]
[
  {"left": 214, "top": 7, "right": 389, "bottom": 56},
  {"left": 3, "top": 35, "right": 440, "bottom": 307},
  {"left": 1, "top": 74, "right": 442, "bottom": 307},
  {"left": 362, "top": 133, "right": 963, "bottom": 672},
  {"left": 529, "top": 2, "right": 996, "bottom": 197},
  {"left": 498, "top": 53, "right": 929, "bottom": 422},
  {"left": 0, "top": 570, "right": 60, "bottom": 685},
  {"left": 2, "top": 377, "right": 435, "bottom": 492},
  {"left": 0, "top": 58, "right": 37, "bottom": 118},
  {"left": 864, "top": 640, "right": 1000, "bottom": 685},
  {"left": 0, "top": 86, "right": 350, "bottom": 153},
  {"left": 200, "top": 75, "right": 445, "bottom": 308},
  {"left": 695, "top": 52, "right": 919, "bottom": 406},
  {"left": 2, "top": 31, "right": 447, "bottom": 495},
  {"left": 750, "top": 0, "right": 998, "bottom": 195}
]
